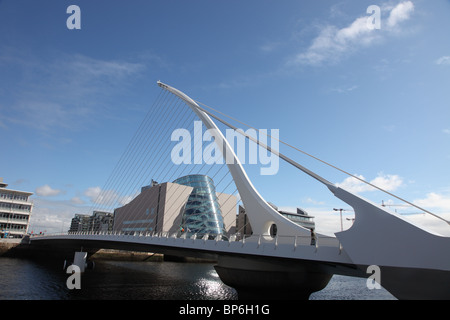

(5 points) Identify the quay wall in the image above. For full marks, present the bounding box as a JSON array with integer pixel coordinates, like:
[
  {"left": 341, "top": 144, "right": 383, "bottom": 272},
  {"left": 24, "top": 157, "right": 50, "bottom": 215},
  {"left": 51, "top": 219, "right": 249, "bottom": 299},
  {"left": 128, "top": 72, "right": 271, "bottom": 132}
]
[
  {"left": 0, "top": 238, "right": 22, "bottom": 255},
  {"left": 1, "top": 238, "right": 165, "bottom": 262}
]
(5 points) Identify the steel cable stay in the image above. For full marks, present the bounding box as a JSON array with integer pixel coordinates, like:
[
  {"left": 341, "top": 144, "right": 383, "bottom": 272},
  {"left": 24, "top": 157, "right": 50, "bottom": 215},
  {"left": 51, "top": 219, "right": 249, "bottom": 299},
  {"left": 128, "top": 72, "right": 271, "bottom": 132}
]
[
  {"left": 192, "top": 99, "right": 450, "bottom": 226},
  {"left": 87, "top": 89, "right": 173, "bottom": 214},
  {"left": 89, "top": 93, "right": 189, "bottom": 215},
  {"left": 86, "top": 92, "right": 182, "bottom": 227},
  {"left": 104, "top": 100, "right": 200, "bottom": 230},
  {"left": 83, "top": 88, "right": 245, "bottom": 237}
]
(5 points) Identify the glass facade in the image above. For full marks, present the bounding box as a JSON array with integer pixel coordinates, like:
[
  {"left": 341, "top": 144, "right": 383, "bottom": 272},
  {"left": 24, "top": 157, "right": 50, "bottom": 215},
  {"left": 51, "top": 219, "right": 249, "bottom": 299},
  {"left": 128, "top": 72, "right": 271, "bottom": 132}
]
[{"left": 173, "top": 174, "right": 226, "bottom": 238}]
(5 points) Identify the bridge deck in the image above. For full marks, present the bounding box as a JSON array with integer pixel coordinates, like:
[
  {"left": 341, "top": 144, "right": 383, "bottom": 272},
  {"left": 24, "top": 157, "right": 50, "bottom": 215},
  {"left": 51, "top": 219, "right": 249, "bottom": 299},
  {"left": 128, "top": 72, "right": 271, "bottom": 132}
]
[{"left": 31, "top": 232, "right": 353, "bottom": 262}]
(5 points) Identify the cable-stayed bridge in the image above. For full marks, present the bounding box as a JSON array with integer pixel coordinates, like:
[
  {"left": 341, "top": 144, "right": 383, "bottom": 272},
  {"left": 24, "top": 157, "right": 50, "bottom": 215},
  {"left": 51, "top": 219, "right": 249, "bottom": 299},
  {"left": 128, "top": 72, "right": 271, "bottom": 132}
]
[{"left": 31, "top": 82, "right": 450, "bottom": 300}]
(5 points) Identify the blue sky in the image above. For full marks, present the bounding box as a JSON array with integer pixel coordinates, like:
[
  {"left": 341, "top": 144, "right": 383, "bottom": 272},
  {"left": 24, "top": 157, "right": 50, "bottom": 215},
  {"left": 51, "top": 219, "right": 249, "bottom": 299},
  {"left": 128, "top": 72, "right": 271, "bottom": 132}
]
[{"left": 1, "top": 0, "right": 450, "bottom": 235}]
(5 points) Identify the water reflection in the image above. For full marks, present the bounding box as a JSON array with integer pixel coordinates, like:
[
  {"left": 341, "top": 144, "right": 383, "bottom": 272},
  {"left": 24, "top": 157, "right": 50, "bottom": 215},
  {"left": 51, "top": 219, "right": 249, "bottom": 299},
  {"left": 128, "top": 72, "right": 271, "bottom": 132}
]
[
  {"left": 76, "top": 260, "right": 238, "bottom": 300},
  {"left": 0, "top": 257, "right": 395, "bottom": 300}
]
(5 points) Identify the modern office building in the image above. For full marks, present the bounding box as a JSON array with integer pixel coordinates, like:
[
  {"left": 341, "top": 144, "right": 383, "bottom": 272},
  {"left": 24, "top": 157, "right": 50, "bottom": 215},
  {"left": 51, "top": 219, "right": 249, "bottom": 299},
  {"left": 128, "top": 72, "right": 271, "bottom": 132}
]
[
  {"left": 236, "top": 203, "right": 315, "bottom": 238},
  {"left": 113, "top": 181, "right": 193, "bottom": 235},
  {"left": 113, "top": 175, "right": 237, "bottom": 237},
  {"left": 69, "top": 211, "right": 113, "bottom": 233},
  {"left": 0, "top": 178, "right": 33, "bottom": 238},
  {"left": 90, "top": 211, "right": 114, "bottom": 232},
  {"left": 277, "top": 207, "right": 315, "bottom": 230},
  {"left": 69, "top": 214, "right": 91, "bottom": 233}
]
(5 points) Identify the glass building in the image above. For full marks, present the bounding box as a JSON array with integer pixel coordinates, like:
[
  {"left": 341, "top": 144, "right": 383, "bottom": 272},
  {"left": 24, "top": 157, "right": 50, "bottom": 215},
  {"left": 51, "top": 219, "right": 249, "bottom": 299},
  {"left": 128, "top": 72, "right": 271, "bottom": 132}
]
[{"left": 173, "top": 174, "right": 226, "bottom": 238}]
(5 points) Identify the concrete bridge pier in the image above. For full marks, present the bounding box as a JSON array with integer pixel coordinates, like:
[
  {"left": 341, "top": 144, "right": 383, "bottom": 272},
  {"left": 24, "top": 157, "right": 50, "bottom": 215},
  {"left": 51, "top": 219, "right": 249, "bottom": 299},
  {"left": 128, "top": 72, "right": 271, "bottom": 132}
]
[
  {"left": 63, "top": 249, "right": 96, "bottom": 273},
  {"left": 214, "top": 255, "right": 333, "bottom": 300}
]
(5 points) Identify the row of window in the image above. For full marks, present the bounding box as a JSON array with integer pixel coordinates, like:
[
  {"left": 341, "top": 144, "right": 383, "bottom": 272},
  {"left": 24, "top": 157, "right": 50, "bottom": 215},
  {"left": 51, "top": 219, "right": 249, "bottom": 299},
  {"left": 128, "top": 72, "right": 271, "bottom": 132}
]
[
  {"left": 0, "top": 193, "right": 30, "bottom": 202},
  {"left": 123, "top": 219, "right": 154, "bottom": 225},
  {"left": 174, "top": 175, "right": 214, "bottom": 185},
  {"left": 283, "top": 213, "right": 314, "bottom": 223},
  {"left": 0, "top": 202, "right": 32, "bottom": 211},
  {"left": 0, "top": 212, "right": 30, "bottom": 221},
  {"left": 0, "top": 223, "right": 27, "bottom": 231}
]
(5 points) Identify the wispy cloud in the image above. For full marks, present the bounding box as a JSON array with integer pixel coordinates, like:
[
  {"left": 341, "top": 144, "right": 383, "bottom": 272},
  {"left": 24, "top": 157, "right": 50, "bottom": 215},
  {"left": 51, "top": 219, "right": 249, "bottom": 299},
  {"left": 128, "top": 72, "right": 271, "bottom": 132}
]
[
  {"left": 70, "top": 196, "right": 85, "bottom": 205},
  {"left": 289, "top": 1, "right": 415, "bottom": 66},
  {"left": 436, "top": 56, "right": 450, "bottom": 66},
  {"left": 260, "top": 41, "right": 282, "bottom": 53},
  {"left": 329, "top": 84, "right": 358, "bottom": 94},
  {"left": 35, "top": 184, "right": 64, "bottom": 197},
  {"left": 0, "top": 50, "right": 147, "bottom": 135},
  {"left": 67, "top": 54, "right": 144, "bottom": 78}
]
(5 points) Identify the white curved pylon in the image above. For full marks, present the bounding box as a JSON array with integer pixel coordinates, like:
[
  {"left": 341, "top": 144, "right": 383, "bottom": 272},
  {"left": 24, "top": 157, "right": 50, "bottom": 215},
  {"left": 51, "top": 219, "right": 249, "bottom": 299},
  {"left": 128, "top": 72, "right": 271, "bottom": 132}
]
[
  {"left": 157, "top": 82, "right": 450, "bottom": 273},
  {"left": 158, "top": 81, "right": 311, "bottom": 239}
]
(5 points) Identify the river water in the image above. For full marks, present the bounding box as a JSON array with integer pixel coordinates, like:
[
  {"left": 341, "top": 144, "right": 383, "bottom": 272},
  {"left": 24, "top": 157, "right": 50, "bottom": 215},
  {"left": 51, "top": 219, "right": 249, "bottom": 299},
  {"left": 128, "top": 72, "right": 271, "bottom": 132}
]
[{"left": 0, "top": 257, "right": 395, "bottom": 300}]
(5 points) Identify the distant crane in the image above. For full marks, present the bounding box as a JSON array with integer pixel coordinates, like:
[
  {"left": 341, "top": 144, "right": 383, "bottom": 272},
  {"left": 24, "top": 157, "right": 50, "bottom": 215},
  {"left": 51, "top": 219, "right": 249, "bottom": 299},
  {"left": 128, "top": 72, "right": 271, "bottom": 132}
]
[{"left": 381, "top": 200, "right": 423, "bottom": 215}]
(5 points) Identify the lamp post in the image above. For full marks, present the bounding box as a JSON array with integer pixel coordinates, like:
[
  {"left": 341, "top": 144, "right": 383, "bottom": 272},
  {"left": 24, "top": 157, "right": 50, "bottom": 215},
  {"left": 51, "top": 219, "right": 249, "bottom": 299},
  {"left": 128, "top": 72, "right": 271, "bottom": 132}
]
[{"left": 333, "top": 208, "right": 344, "bottom": 231}]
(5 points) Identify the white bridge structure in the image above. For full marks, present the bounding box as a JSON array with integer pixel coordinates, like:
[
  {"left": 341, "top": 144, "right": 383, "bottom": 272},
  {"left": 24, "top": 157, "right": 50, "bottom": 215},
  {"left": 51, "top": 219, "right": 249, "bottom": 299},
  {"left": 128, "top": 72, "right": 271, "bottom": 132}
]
[{"left": 31, "top": 82, "right": 450, "bottom": 300}]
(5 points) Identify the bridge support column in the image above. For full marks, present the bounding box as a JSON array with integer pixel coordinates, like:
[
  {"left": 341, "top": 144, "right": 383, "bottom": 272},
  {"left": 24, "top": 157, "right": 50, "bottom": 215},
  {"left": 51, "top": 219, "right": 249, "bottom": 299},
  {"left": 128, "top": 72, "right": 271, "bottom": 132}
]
[
  {"left": 73, "top": 251, "right": 87, "bottom": 272},
  {"left": 214, "top": 255, "right": 332, "bottom": 300}
]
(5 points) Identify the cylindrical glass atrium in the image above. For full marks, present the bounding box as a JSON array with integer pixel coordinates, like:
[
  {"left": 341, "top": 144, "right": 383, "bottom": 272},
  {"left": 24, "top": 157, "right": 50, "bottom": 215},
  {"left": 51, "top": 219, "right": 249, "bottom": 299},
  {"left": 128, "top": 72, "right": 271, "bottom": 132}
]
[{"left": 173, "top": 174, "right": 226, "bottom": 238}]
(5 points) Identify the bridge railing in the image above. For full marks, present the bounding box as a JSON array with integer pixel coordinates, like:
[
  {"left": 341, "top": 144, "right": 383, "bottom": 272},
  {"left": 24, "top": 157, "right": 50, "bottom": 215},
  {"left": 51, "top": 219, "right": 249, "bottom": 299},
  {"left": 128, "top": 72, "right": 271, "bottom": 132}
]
[{"left": 31, "top": 230, "right": 342, "bottom": 253}]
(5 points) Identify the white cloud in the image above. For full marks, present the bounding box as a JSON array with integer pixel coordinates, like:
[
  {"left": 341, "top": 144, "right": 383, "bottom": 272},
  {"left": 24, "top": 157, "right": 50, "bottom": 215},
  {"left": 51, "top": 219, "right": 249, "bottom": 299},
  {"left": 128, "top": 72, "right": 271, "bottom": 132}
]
[
  {"left": 386, "top": 1, "right": 415, "bottom": 28},
  {"left": 404, "top": 193, "right": 450, "bottom": 236},
  {"left": 413, "top": 192, "right": 450, "bottom": 212},
  {"left": 336, "top": 173, "right": 403, "bottom": 194},
  {"left": 382, "top": 192, "right": 450, "bottom": 236},
  {"left": 443, "top": 129, "right": 450, "bottom": 135},
  {"left": 436, "top": 56, "right": 450, "bottom": 66},
  {"left": 290, "top": 1, "right": 414, "bottom": 66},
  {"left": 84, "top": 186, "right": 104, "bottom": 203},
  {"left": 305, "top": 207, "right": 355, "bottom": 237},
  {"left": 84, "top": 186, "right": 135, "bottom": 207},
  {"left": 29, "top": 197, "right": 88, "bottom": 234},
  {"left": 405, "top": 212, "right": 450, "bottom": 236},
  {"left": 35, "top": 184, "right": 63, "bottom": 197},
  {"left": 29, "top": 185, "right": 138, "bottom": 234},
  {"left": 70, "top": 196, "right": 85, "bottom": 205}
]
